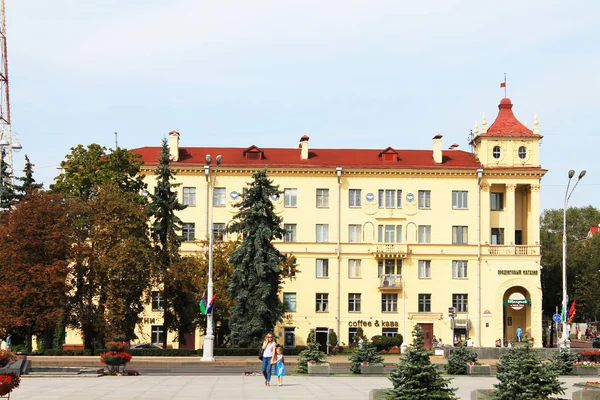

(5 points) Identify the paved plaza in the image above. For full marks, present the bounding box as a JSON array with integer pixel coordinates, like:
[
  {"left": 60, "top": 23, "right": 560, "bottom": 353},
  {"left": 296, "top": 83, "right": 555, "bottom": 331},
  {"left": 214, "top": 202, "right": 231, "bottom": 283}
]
[{"left": 11, "top": 375, "right": 588, "bottom": 400}]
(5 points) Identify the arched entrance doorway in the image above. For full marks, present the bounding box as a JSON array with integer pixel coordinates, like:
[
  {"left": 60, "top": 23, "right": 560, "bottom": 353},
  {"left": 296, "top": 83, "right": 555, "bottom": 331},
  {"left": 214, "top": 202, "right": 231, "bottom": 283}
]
[{"left": 503, "top": 286, "right": 532, "bottom": 344}]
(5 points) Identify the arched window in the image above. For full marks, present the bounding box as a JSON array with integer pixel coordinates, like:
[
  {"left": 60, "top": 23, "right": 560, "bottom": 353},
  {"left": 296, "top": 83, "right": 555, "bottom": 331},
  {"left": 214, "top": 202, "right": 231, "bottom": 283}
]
[
  {"left": 518, "top": 146, "right": 527, "bottom": 159},
  {"left": 492, "top": 146, "right": 501, "bottom": 159}
]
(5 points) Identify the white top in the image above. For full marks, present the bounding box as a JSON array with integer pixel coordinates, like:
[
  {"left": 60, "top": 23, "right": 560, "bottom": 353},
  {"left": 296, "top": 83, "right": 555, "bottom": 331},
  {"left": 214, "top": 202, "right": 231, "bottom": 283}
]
[
  {"left": 263, "top": 342, "right": 275, "bottom": 358},
  {"left": 275, "top": 354, "right": 283, "bottom": 363}
]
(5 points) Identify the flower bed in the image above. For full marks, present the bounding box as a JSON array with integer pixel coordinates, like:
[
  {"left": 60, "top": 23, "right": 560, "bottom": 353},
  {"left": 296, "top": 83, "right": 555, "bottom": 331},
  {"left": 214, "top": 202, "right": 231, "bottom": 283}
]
[
  {"left": 0, "top": 372, "right": 20, "bottom": 396},
  {"left": 574, "top": 381, "right": 600, "bottom": 390},
  {"left": 0, "top": 350, "right": 17, "bottom": 368},
  {"left": 100, "top": 338, "right": 132, "bottom": 375},
  {"left": 575, "top": 361, "right": 599, "bottom": 368}
]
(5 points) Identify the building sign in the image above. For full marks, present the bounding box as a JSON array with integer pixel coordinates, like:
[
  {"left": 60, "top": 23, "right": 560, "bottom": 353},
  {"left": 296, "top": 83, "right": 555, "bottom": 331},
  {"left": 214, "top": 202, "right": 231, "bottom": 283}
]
[
  {"left": 348, "top": 320, "right": 398, "bottom": 328},
  {"left": 482, "top": 310, "right": 492, "bottom": 317},
  {"left": 497, "top": 269, "right": 538, "bottom": 275},
  {"left": 505, "top": 292, "right": 530, "bottom": 310},
  {"left": 142, "top": 318, "right": 157, "bottom": 324}
]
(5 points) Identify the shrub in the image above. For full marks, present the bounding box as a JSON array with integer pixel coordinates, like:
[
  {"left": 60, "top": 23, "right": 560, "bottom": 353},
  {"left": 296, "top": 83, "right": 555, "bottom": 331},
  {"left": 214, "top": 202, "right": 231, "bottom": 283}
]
[
  {"left": 371, "top": 334, "right": 403, "bottom": 352},
  {"left": 445, "top": 346, "right": 473, "bottom": 375},
  {"left": 296, "top": 335, "right": 327, "bottom": 373},
  {"left": 550, "top": 349, "right": 578, "bottom": 375},
  {"left": 349, "top": 339, "right": 384, "bottom": 374}
]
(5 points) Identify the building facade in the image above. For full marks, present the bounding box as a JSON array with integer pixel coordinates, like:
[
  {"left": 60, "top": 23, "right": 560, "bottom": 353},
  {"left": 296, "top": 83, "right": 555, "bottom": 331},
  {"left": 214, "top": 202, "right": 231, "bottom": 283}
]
[{"left": 66, "top": 97, "right": 546, "bottom": 350}]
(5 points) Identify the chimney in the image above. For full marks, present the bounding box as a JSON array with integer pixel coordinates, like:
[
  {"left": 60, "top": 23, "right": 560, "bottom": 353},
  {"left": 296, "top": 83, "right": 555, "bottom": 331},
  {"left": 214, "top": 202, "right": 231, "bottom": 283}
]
[
  {"left": 169, "top": 130, "right": 180, "bottom": 161},
  {"left": 449, "top": 143, "right": 459, "bottom": 150},
  {"left": 300, "top": 135, "right": 310, "bottom": 160},
  {"left": 432, "top": 134, "right": 443, "bottom": 164}
]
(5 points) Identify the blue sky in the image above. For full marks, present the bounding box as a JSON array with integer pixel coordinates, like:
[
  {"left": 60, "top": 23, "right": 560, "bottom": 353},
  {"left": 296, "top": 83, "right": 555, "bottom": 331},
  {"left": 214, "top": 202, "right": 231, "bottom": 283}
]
[{"left": 5, "top": 0, "right": 600, "bottom": 211}]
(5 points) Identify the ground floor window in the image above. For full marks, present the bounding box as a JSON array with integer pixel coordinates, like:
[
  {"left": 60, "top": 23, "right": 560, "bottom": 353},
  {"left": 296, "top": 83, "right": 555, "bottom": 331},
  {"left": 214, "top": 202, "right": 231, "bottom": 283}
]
[
  {"left": 382, "top": 328, "right": 398, "bottom": 337},
  {"left": 151, "top": 325, "right": 165, "bottom": 344},
  {"left": 284, "top": 327, "right": 295, "bottom": 348},
  {"left": 349, "top": 327, "right": 358, "bottom": 344}
]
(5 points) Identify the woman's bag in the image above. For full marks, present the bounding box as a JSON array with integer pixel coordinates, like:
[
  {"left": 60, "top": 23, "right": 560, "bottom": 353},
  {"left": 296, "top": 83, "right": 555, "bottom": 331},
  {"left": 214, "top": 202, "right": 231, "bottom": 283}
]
[{"left": 258, "top": 347, "right": 264, "bottom": 361}]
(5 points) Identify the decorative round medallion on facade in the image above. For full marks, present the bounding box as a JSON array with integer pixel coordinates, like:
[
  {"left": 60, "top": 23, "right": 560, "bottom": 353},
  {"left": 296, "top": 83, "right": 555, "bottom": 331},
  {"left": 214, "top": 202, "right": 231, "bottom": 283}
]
[
  {"left": 230, "top": 191, "right": 239, "bottom": 200},
  {"left": 366, "top": 193, "right": 374, "bottom": 202},
  {"left": 406, "top": 193, "right": 414, "bottom": 202}
]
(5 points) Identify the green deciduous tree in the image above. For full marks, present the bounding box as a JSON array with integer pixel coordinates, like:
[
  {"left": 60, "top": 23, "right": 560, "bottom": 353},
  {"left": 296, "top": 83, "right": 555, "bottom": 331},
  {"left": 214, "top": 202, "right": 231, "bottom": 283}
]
[
  {"left": 386, "top": 325, "right": 457, "bottom": 400},
  {"left": 51, "top": 144, "right": 146, "bottom": 201},
  {"left": 227, "top": 168, "right": 286, "bottom": 348},
  {"left": 0, "top": 191, "right": 71, "bottom": 352},
  {"left": 147, "top": 139, "right": 186, "bottom": 349},
  {"left": 492, "top": 339, "right": 564, "bottom": 399}
]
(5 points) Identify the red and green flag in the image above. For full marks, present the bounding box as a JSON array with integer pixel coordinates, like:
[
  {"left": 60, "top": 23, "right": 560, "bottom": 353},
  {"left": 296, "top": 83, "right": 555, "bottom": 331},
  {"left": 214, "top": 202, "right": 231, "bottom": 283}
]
[{"left": 199, "top": 292, "right": 207, "bottom": 315}]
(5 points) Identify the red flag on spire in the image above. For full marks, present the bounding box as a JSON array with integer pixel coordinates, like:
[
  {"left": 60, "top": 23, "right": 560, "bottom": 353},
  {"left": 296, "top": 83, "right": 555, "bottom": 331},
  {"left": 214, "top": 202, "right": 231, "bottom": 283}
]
[{"left": 500, "top": 82, "right": 506, "bottom": 88}]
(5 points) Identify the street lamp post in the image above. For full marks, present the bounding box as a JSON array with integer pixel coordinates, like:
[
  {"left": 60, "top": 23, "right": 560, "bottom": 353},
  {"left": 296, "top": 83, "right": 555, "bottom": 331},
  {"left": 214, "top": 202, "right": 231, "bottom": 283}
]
[
  {"left": 561, "top": 169, "right": 586, "bottom": 348},
  {"left": 201, "top": 154, "right": 222, "bottom": 362}
]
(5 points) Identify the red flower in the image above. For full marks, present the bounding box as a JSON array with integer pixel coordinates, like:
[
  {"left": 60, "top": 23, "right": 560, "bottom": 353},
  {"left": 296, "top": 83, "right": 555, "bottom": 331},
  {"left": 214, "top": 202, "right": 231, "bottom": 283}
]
[{"left": 0, "top": 373, "right": 20, "bottom": 396}]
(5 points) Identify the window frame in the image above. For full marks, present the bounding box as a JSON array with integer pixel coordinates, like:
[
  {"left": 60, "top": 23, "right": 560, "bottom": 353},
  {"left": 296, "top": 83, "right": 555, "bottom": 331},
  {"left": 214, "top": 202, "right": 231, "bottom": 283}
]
[
  {"left": 212, "top": 222, "right": 226, "bottom": 242},
  {"left": 491, "top": 228, "right": 505, "bottom": 245},
  {"left": 452, "top": 190, "right": 468, "bottom": 210},
  {"left": 283, "top": 224, "right": 297, "bottom": 242},
  {"left": 316, "top": 188, "right": 329, "bottom": 208},
  {"left": 151, "top": 325, "right": 165, "bottom": 344},
  {"left": 452, "top": 293, "right": 468, "bottom": 313},
  {"left": 348, "top": 293, "right": 361, "bottom": 312},
  {"left": 348, "top": 259, "right": 362, "bottom": 278},
  {"left": 452, "top": 226, "right": 468, "bottom": 244},
  {"left": 518, "top": 146, "right": 527, "bottom": 159},
  {"left": 491, "top": 192, "right": 504, "bottom": 211},
  {"left": 349, "top": 189, "right": 362, "bottom": 208},
  {"left": 316, "top": 293, "right": 329, "bottom": 313},
  {"left": 316, "top": 259, "right": 329, "bottom": 278},
  {"left": 284, "top": 188, "right": 298, "bottom": 207},
  {"left": 183, "top": 187, "right": 196, "bottom": 206},
  {"left": 213, "top": 187, "right": 226, "bottom": 207},
  {"left": 418, "top": 260, "right": 431, "bottom": 278},
  {"left": 418, "top": 225, "right": 431, "bottom": 244},
  {"left": 182, "top": 223, "right": 195, "bottom": 242},
  {"left": 151, "top": 291, "right": 164, "bottom": 311},
  {"left": 418, "top": 190, "right": 431, "bottom": 209},
  {"left": 382, "top": 328, "right": 399, "bottom": 337},
  {"left": 283, "top": 292, "right": 297, "bottom": 312},
  {"left": 381, "top": 293, "right": 398, "bottom": 312},
  {"left": 418, "top": 294, "right": 431, "bottom": 312},
  {"left": 452, "top": 260, "right": 468, "bottom": 279},
  {"left": 348, "top": 224, "right": 362, "bottom": 243},
  {"left": 316, "top": 224, "right": 329, "bottom": 242},
  {"left": 492, "top": 146, "right": 501, "bottom": 159}
]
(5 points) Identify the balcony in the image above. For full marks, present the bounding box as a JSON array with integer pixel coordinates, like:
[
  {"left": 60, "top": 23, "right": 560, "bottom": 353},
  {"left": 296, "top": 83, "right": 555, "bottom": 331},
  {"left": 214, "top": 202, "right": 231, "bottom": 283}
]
[
  {"left": 372, "top": 244, "right": 408, "bottom": 258},
  {"left": 379, "top": 274, "right": 402, "bottom": 290},
  {"left": 487, "top": 245, "right": 540, "bottom": 256}
]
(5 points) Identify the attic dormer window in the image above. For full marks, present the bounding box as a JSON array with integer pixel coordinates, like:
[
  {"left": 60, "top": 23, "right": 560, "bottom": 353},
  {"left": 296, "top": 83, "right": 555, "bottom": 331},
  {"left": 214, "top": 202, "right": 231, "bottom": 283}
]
[
  {"left": 379, "top": 147, "right": 399, "bottom": 163},
  {"left": 382, "top": 153, "right": 395, "bottom": 162},
  {"left": 247, "top": 152, "right": 260, "bottom": 160},
  {"left": 243, "top": 145, "right": 265, "bottom": 160}
]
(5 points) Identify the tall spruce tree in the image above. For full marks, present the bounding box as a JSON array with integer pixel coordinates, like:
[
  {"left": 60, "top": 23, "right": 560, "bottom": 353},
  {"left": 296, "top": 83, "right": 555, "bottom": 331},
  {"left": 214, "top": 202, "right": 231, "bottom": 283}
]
[
  {"left": 386, "top": 325, "right": 457, "bottom": 400},
  {"left": 15, "top": 155, "right": 43, "bottom": 199},
  {"left": 0, "top": 148, "right": 16, "bottom": 209},
  {"left": 227, "top": 168, "right": 286, "bottom": 348},
  {"left": 148, "top": 139, "right": 186, "bottom": 349},
  {"left": 492, "top": 339, "right": 564, "bottom": 400}
]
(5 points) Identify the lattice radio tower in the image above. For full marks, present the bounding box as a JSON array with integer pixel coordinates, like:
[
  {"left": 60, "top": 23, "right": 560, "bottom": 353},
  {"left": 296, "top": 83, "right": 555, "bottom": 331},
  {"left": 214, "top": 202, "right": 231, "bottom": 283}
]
[{"left": 0, "top": 0, "right": 21, "bottom": 182}]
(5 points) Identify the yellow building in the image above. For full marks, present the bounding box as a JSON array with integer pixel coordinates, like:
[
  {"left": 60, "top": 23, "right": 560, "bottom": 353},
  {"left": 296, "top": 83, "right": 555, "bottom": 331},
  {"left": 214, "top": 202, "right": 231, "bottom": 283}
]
[{"left": 68, "top": 97, "right": 545, "bottom": 350}]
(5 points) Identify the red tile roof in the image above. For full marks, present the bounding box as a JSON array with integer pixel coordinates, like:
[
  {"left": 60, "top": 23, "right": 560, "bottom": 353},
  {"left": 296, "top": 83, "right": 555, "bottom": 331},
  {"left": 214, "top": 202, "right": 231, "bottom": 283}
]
[
  {"left": 481, "top": 98, "right": 539, "bottom": 138},
  {"left": 133, "top": 146, "right": 483, "bottom": 170}
]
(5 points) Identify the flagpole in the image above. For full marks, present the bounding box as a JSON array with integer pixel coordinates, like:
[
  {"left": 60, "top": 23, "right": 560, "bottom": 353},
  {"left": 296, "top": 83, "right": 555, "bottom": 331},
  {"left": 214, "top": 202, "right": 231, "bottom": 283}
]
[{"left": 504, "top": 73, "right": 507, "bottom": 97}]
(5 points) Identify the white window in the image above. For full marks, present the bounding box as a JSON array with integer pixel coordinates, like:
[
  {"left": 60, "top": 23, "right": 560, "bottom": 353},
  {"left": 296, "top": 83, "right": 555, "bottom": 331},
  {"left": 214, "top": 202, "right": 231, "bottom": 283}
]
[
  {"left": 182, "top": 223, "right": 195, "bottom": 241},
  {"left": 385, "top": 225, "right": 395, "bottom": 242},
  {"left": 418, "top": 260, "right": 431, "bottom": 278},
  {"left": 385, "top": 190, "right": 395, "bottom": 208},
  {"left": 316, "top": 259, "right": 329, "bottom": 278},
  {"left": 418, "top": 225, "right": 431, "bottom": 244},
  {"left": 316, "top": 293, "right": 329, "bottom": 312},
  {"left": 396, "top": 190, "right": 403, "bottom": 208},
  {"left": 348, "top": 293, "right": 361, "bottom": 312},
  {"left": 349, "top": 189, "right": 362, "bottom": 207},
  {"left": 378, "top": 190, "right": 384, "bottom": 209},
  {"left": 283, "top": 293, "right": 296, "bottom": 312},
  {"left": 151, "top": 325, "right": 165, "bottom": 344},
  {"left": 418, "top": 190, "right": 431, "bottom": 209},
  {"left": 284, "top": 224, "right": 297, "bottom": 242},
  {"left": 382, "top": 328, "right": 398, "bottom": 337},
  {"left": 453, "top": 294, "right": 468, "bottom": 313},
  {"left": 316, "top": 224, "right": 329, "bottom": 242},
  {"left": 452, "top": 191, "right": 468, "bottom": 209},
  {"left": 284, "top": 188, "right": 297, "bottom": 207},
  {"left": 452, "top": 226, "right": 468, "bottom": 244},
  {"left": 212, "top": 223, "right": 226, "bottom": 242},
  {"left": 377, "top": 225, "right": 403, "bottom": 243},
  {"left": 183, "top": 187, "right": 196, "bottom": 206},
  {"left": 378, "top": 189, "right": 402, "bottom": 208},
  {"left": 213, "top": 188, "right": 226, "bottom": 206},
  {"left": 452, "top": 260, "right": 468, "bottom": 278},
  {"left": 348, "top": 225, "right": 362, "bottom": 243},
  {"left": 151, "top": 292, "right": 164, "bottom": 311},
  {"left": 316, "top": 189, "right": 329, "bottom": 208},
  {"left": 348, "top": 259, "right": 361, "bottom": 278},
  {"left": 418, "top": 294, "right": 431, "bottom": 312},
  {"left": 381, "top": 294, "right": 398, "bottom": 312},
  {"left": 491, "top": 192, "right": 504, "bottom": 210}
]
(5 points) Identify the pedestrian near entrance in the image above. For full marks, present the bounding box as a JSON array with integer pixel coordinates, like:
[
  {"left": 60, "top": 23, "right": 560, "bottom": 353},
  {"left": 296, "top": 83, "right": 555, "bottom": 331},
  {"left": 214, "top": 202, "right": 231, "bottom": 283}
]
[
  {"left": 5, "top": 334, "right": 11, "bottom": 351},
  {"left": 272, "top": 346, "right": 285, "bottom": 386},
  {"left": 261, "top": 333, "right": 276, "bottom": 386},
  {"left": 516, "top": 327, "right": 523, "bottom": 342},
  {"left": 358, "top": 336, "right": 364, "bottom": 349}
]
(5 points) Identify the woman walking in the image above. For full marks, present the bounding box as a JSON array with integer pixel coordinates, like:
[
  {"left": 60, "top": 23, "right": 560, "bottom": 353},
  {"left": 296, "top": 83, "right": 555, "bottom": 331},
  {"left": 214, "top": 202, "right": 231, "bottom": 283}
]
[{"left": 261, "top": 332, "right": 276, "bottom": 386}]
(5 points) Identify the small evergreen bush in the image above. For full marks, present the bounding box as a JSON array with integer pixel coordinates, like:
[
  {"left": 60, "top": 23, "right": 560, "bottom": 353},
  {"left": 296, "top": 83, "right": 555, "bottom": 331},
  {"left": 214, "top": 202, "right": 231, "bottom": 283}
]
[
  {"left": 386, "top": 325, "right": 457, "bottom": 400},
  {"left": 549, "top": 348, "right": 578, "bottom": 375},
  {"left": 445, "top": 346, "right": 474, "bottom": 375},
  {"left": 349, "top": 339, "right": 384, "bottom": 373},
  {"left": 295, "top": 332, "right": 327, "bottom": 373},
  {"left": 492, "top": 338, "right": 564, "bottom": 399}
]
